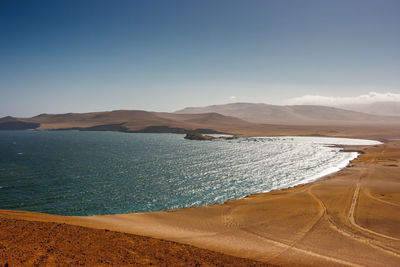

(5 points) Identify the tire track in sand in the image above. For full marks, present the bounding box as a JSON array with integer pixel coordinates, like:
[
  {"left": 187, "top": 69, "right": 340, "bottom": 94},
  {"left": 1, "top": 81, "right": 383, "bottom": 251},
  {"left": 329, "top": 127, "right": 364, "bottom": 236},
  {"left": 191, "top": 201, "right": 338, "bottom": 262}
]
[
  {"left": 220, "top": 190, "right": 360, "bottom": 266},
  {"left": 308, "top": 179, "right": 400, "bottom": 259},
  {"left": 348, "top": 177, "right": 400, "bottom": 242},
  {"left": 348, "top": 146, "right": 400, "bottom": 242},
  {"left": 363, "top": 189, "right": 400, "bottom": 208}
]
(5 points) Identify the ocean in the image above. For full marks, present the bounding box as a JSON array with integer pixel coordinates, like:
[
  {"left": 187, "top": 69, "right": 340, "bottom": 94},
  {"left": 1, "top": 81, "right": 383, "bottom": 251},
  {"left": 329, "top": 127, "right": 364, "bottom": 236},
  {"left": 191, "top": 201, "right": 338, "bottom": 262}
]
[{"left": 0, "top": 130, "right": 380, "bottom": 216}]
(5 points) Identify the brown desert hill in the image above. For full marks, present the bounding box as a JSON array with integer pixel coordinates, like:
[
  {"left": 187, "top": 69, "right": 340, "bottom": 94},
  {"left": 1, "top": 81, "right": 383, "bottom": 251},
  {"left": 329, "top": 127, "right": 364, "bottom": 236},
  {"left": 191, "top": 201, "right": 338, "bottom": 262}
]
[
  {"left": 2, "top": 108, "right": 400, "bottom": 139},
  {"left": 175, "top": 102, "right": 400, "bottom": 125},
  {"left": 0, "top": 116, "right": 18, "bottom": 123},
  {"left": 0, "top": 110, "right": 256, "bottom": 133},
  {"left": 155, "top": 112, "right": 253, "bottom": 128}
]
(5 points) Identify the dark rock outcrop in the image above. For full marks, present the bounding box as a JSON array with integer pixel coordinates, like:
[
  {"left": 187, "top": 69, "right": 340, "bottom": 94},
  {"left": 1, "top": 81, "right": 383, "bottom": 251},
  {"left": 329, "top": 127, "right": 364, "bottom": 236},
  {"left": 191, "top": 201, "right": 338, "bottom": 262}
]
[
  {"left": 184, "top": 133, "right": 216, "bottom": 140},
  {"left": 184, "top": 133, "right": 238, "bottom": 141}
]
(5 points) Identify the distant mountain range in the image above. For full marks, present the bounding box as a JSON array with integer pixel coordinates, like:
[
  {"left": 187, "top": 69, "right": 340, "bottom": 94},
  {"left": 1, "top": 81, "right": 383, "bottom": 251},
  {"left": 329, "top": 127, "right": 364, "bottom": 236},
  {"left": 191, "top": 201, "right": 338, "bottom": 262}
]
[
  {"left": 176, "top": 103, "right": 400, "bottom": 125},
  {"left": 0, "top": 103, "right": 399, "bottom": 137},
  {"left": 0, "top": 110, "right": 254, "bottom": 134}
]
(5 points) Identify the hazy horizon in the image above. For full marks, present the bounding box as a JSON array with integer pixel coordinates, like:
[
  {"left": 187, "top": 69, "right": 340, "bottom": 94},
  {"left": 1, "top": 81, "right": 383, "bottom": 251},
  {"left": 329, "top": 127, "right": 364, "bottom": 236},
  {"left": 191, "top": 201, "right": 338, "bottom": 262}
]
[{"left": 1, "top": 0, "right": 399, "bottom": 117}]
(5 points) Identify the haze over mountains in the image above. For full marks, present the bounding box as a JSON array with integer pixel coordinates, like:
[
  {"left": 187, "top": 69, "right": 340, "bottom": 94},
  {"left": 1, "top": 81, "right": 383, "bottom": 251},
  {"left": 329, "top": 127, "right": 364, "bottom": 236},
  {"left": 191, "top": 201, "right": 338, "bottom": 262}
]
[
  {"left": 286, "top": 92, "right": 400, "bottom": 117},
  {"left": 337, "top": 102, "right": 400, "bottom": 117},
  {"left": 176, "top": 103, "right": 400, "bottom": 125},
  {"left": 0, "top": 103, "right": 399, "bottom": 139}
]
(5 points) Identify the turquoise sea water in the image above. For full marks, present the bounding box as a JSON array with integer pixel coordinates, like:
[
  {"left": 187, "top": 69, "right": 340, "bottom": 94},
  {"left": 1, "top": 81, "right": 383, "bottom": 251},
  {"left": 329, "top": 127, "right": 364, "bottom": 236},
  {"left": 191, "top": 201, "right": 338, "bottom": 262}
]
[{"left": 0, "top": 131, "right": 380, "bottom": 216}]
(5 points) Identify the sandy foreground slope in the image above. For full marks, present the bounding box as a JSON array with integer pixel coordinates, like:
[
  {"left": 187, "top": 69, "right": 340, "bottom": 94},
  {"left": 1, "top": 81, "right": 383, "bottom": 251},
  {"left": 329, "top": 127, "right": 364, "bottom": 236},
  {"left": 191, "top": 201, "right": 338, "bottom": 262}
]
[
  {"left": 1, "top": 141, "right": 400, "bottom": 266},
  {"left": 0, "top": 217, "right": 268, "bottom": 266}
]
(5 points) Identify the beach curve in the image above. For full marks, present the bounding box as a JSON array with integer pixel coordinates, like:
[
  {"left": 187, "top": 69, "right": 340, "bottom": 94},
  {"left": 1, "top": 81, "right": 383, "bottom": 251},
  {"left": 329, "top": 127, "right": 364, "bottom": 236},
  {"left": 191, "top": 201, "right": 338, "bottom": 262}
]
[{"left": 1, "top": 141, "right": 400, "bottom": 266}]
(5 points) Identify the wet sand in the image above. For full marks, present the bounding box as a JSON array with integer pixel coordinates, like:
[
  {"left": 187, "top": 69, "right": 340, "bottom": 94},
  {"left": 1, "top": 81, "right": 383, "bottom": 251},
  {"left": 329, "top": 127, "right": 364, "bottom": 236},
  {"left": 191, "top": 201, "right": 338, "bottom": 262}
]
[{"left": 1, "top": 141, "right": 400, "bottom": 266}]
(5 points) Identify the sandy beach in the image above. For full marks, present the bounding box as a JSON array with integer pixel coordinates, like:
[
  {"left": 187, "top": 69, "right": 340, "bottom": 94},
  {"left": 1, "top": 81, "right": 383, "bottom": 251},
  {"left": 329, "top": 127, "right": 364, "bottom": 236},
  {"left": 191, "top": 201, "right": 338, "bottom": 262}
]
[{"left": 1, "top": 140, "right": 399, "bottom": 266}]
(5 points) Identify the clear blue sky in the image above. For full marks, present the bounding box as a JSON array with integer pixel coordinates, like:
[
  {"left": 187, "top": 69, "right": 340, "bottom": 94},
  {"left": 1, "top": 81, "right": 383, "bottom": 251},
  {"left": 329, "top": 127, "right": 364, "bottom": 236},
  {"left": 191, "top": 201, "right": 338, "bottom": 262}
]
[{"left": 1, "top": 0, "right": 399, "bottom": 117}]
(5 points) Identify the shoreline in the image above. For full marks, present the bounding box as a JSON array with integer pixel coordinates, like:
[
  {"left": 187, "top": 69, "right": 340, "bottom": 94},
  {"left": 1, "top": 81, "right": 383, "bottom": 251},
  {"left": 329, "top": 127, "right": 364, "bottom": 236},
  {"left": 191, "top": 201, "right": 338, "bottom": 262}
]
[
  {"left": 1, "top": 139, "right": 400, "bottom": 266},
  {"left": 0, "top": 144, "right": 362, "bottom": 215},
  {"left": 1, "top": 142, "right": 362, "bottom": 216},
  {"left": 0, "top": 135, "right": 380, "bottom": 216}
]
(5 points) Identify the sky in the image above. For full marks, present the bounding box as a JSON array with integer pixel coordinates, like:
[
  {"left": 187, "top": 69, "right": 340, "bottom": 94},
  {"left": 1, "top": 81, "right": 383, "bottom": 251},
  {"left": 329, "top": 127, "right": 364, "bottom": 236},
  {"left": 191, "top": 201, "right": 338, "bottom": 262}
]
[{"left": 1, "top": 0, "right": 399, "bottom": 117}]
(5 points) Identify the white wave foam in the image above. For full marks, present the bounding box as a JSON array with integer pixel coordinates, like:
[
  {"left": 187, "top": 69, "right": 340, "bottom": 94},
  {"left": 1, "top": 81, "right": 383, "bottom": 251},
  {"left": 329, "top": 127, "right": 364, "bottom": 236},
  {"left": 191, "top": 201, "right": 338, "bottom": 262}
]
[
  {"left": 256, "top": 136, "right": 382, "bottom": 146},
  {"left": 297, "top": 152, "right": 358, "bottom": 186},
  {"left": 207, "top": 134, "right": 234, "bottom": 138},
  {"left": 254, "top": 136, "right": 380, "bottom": 193}
]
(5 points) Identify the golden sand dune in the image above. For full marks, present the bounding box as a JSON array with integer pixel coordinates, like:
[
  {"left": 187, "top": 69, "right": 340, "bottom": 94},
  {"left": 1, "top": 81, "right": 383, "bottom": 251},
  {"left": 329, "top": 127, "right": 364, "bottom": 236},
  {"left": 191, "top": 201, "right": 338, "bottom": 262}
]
[{"left": 1, "top": 141, "right": 399, "bottom": 266}]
